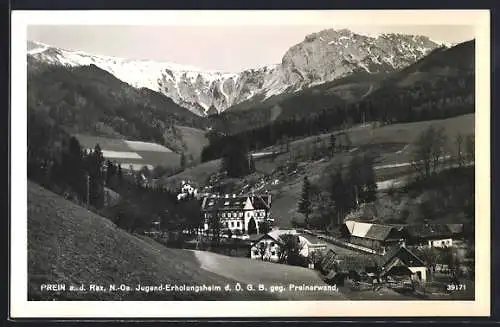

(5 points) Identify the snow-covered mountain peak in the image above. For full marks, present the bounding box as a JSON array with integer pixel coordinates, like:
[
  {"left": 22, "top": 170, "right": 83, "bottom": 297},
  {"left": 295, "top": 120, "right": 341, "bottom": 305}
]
[{"left": 27, "top": 28, "right": 441, "bottom": 116}]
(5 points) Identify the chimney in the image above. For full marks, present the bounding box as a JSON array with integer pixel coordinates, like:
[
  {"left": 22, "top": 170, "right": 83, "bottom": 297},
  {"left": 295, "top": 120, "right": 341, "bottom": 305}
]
[
  {"left": 232, "top": 194, "right": 236, "bottom": 198},
  {"left": 225, "top": 194, "right": 229, "bottom": 198}
]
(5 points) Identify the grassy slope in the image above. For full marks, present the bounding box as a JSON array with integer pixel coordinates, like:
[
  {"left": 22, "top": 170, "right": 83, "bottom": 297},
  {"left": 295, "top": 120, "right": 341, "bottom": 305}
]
[
  {"left": 73, "top": 133, "right": 181, "bottom": 169},
  {"left": 27, "top": 181, "right": 277, "bottom": 300},
  {"left": 162, "top": 114, "right": 474, "bottom": 228},
  {"left": 161, "top": 159, "right": 222, "bottom": 190},
  {"left": 176, "top": 125, "right": 210, "bottom": 161}
]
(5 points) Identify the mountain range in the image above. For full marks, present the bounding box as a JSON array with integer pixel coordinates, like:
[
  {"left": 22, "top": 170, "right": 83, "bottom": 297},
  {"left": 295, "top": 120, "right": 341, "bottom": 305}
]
[{"left": 27, "top": 28, "right": 445, "bottom": 117}]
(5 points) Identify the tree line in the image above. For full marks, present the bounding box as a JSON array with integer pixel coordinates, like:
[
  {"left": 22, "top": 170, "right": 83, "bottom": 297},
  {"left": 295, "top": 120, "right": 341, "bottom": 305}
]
[
  {"left": 201, "top": 72, "right": 474, "bottom": 163},
  {"left": 28, "top": 61, "right": 206, "bottom": 155},
  {"left": 28, "top": 107, "right": 204, "bottom": 236}
]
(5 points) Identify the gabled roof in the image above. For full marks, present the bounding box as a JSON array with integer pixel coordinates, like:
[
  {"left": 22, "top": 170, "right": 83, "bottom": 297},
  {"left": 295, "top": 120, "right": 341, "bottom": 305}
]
[
  {"left": 364, "top": 224, "right": 398, "bottom": 241},
  {"left": 248, "top": 233, "right": 265, "bottom": 243},
  {"left": 299, "top": 233, "right": 326, "bottom": 246},
  {"left": 268, "top": 229, "right": 297, "bottom": 241},
  {"left": 344, "top": 221, "right": 402, "bottom": 241},
  {"left": 405, "top": 224, "right": 453, "bottom": 239},
  {"left": 381, "top": 246, "right": 426, "bottom": 270},
  {"left": 334, "top": 254, "right": 384, "bottom": 273},
  {"left": 250, "top": 229, "right": 297, "bottom": 245}
]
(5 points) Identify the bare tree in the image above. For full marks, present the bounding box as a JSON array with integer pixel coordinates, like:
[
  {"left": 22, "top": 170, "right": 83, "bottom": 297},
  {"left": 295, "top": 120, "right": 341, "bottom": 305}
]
[{"left": 411, "top": 125, "right": 448, "bottom": 179}]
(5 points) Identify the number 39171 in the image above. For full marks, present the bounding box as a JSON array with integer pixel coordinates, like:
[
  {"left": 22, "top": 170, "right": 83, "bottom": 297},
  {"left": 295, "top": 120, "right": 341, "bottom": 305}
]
[{"left": 447, "top": 284, "right": 467, "bottom": 291}]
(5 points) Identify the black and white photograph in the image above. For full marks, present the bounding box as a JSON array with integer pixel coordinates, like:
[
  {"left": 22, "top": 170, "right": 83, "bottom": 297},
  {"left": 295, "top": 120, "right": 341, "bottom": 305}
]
[{"left": 11, "top": 9, "right": 490, "bottom": 318}]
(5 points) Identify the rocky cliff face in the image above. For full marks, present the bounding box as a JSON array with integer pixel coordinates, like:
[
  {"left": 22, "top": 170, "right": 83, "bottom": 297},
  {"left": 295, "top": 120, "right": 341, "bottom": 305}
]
[
  {"left": 280, "top": 29, "right": 440, "bottom": 87},
  {"left": 27, "top": 29, "right": 442, "bottom": 116}
]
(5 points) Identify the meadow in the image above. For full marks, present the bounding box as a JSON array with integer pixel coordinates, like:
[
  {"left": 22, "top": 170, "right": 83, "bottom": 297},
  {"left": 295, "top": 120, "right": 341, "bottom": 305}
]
[{"left": 73, "top": 133, "right": 181, "bottom": 171}]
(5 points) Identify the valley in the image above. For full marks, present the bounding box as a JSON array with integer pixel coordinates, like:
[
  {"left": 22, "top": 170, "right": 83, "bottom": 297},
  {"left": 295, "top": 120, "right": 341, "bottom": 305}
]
[{"left": 25, "top": 26, "right": 477, "bottom": 303}]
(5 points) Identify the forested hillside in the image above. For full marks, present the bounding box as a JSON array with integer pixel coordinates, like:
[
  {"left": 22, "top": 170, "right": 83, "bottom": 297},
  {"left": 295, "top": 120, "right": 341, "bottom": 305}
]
[
  {"left": 201, "top": 40, "right": 475, "bottom": 162},
  {"left": 28, "top": 59, "right": 208, "bottom": 154}
]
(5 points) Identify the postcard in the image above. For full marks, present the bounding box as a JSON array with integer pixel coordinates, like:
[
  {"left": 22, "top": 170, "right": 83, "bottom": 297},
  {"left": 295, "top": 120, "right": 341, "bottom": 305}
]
[{"left": 10, "top": 9, "right": 490, "bottom": 318}]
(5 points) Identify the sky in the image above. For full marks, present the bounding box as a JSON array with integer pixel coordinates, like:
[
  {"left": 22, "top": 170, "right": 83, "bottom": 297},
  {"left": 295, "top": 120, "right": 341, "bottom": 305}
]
[{"left": 26, "top": 12, "right": 477, "bottom": 72}]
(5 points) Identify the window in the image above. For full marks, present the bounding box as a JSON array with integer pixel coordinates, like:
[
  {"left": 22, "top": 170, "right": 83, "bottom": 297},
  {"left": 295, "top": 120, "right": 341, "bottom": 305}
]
[
  {"left": 253, "top": 250, "right": 259, "bottom": 255},
  {"left": 237, "top": 221, "right": 241, "bottom": 228},
  {"left": 231, "top": 221, "right": 234, "bottom": 227},
  {"left": 239, "top": 212, "right": 243, "bottom": 218},
  {"left": 222, "top": 212, "right": 226, "bottom": 218},
  {"left": 224, "top": 201, "right": 230, "bottom": 206},
  {"left": 225, "top": 222, "right": 228, "bottom": 227},
  {"left": 271, "top": 251, "right": 276, "bottom": 256},
  {"left": 233, "top": 212, "right": 237, "bottom": 218},
  {"left": 270, "top": 242, "right": 275, "bottom": 247}
]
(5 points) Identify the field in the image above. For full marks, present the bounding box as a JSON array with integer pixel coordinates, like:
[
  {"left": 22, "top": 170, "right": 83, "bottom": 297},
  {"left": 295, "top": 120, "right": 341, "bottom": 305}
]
[
  {"left": 262, "top": 113, "right": 474, "bottom": 170},
  {"left": 161, "top": 159, "right": 222, "bottom": 189},
  {"left": 176, "top": 125, "right": 210, "bottom": 161},
  {"left": 73, "top": 133, "right": 181, "bottom": 171}
]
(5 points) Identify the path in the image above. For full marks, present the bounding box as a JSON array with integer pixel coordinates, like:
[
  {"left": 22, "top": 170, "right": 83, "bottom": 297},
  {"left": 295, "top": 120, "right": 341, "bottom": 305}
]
[{"left": 192, "top": 250, "right": 347, "bottom": 300}]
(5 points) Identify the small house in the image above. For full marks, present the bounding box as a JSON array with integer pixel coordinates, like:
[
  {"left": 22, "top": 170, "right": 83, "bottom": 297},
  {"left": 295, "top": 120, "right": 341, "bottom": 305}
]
[
  {"left": 379, "top": 245, "right": 428, "bottom": 282},
  {"left": 299, "top": 233, "right": 328, "bottom": 259},
  {"left": 405, "top": 224, "right": 455, "bottom": 248},
  {"left": 249, "top": 229, "right": 326, "bottom": 265}
]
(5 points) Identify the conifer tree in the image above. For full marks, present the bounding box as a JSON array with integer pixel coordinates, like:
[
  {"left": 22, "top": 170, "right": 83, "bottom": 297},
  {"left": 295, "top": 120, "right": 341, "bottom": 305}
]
[
  {"left": 180, "top": 152, "right": 187, "bottom": 170},
  {"left": 298, "top": 176, "right": 313, "bottom": 227}
]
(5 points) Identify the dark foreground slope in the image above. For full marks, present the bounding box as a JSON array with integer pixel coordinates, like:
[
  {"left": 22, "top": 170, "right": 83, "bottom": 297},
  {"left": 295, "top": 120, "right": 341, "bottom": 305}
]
[
  {"left": 27, "top": 181, "right": 277, "bottom": 301},
  {"left": 28, "top": 181, "right": 343, "bottom": 301}
]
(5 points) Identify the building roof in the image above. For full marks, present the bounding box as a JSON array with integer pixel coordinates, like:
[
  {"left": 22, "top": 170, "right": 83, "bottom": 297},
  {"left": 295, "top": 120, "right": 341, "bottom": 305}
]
[
  {"left": 299, "top": 233, "right": 326, "bottom": 246},
  {"left": 267, "top": 229, "right": 298, "bottom": 242},
  {"left": 248, "top": 233, "right": 265, "bottom": 243},
  {"left": 249, "top": 229, "right": 298, "bottom": 245},
  {"left": 344, "top": 221, "right": 402, "bottom": 241},
  {"left": 405, "top": 224, "right": 453, "bottom": 239},
  {"left": 201, "top": 196, "right": 252, "bottom": 212},
  {"left": 334, "top": 254, "right": 384, "bottom": 273},
  {"left": 381, "top": 246, "right": 426, "bottom": 270}
]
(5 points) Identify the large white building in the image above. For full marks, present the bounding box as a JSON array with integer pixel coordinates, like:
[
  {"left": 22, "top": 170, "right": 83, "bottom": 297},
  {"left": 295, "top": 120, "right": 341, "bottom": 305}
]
[{"left": 200, "top": 194, "right": 272, "bottom": 234}]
